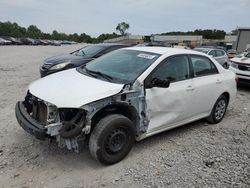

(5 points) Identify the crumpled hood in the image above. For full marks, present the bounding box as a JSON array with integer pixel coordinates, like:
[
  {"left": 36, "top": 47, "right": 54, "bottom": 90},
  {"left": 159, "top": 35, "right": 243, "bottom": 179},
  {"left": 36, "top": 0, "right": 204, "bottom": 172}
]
[{"left": 29, "top": 69, "right": 124, "bottom": 108}]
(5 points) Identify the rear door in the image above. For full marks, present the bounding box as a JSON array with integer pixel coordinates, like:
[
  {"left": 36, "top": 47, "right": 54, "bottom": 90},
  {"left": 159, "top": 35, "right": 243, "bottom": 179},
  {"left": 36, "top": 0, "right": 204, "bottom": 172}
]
[
  {"left": 145, "top": 55, "right": 195, "bottom": 133},
  {"left": 189, "top": 55, "right": 223, "bottom": 117}
]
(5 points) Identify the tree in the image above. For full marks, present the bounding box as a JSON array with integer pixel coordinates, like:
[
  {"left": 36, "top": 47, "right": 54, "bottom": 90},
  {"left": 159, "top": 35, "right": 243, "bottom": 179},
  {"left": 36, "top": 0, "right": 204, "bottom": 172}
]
[
  {"left": 27, "top": 25, "right": 42, "bottom": 38},
  {"left": 115, "top": 22, "right": 129, "bottom": 36}
]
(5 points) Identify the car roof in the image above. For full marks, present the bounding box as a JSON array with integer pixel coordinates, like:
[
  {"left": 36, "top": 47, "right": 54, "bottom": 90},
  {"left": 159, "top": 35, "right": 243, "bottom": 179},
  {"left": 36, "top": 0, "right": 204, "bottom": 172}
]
[{"left": 124, "top": 46, "right": 205, "bottom": 56}]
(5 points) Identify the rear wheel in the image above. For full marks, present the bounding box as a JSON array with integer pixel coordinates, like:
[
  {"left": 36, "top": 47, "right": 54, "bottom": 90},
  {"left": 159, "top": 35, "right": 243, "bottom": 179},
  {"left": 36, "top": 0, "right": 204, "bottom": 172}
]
[
  {"left": 89, "top": 114, "right": 135, "bottom": 165},
  {"left": 207, "top": 95, "right": 228, "bottom": 124}
]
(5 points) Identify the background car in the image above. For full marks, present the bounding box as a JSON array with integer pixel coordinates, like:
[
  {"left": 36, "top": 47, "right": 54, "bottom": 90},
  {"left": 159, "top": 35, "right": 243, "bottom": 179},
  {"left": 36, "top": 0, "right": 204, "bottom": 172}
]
[
  {"left": 193, "top": 47, "right": 229, "bottom": 68},
  {"left": 40, "top": 43, "right": 130, "bottom": 77},
  {"left": 0, "top": 37, "right": 12, "bottom": 45},
  {"left": 19, "top": 38, "right": 34, "bottom": 45},
  {"left": 1, "top": 36, "right": 23, "bottom": 45},
  {"left": 229, "top": 52, "right": 250, "bottom": 84}
]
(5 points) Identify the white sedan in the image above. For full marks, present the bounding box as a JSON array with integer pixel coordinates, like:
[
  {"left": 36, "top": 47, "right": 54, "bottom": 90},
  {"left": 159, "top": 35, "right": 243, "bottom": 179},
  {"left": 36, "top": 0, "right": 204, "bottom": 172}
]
[{"left": 15, "top": 47, "right": 237, "bottom": 164}]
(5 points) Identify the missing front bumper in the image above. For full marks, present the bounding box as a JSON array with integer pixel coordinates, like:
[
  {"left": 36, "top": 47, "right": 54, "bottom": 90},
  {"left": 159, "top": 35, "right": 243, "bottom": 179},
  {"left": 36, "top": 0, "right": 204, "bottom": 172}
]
[{"left": 15, "top": 101, "right": 47, "bottom": 140}]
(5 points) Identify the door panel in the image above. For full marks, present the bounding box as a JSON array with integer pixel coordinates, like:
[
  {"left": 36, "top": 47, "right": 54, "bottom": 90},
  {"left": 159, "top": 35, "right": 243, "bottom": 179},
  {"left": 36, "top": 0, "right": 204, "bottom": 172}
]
[
  {"left": 146, "top": 79, "right": 195, "bottom": 133},
  {"left": 144, "top": 55, "right": 195, "bottom": 133},
  {"left": 190, "top": 55, "right": 223, "bottom": 116},
  {"left": 191, "top": 74, "right": 222, "bottom": 116}
]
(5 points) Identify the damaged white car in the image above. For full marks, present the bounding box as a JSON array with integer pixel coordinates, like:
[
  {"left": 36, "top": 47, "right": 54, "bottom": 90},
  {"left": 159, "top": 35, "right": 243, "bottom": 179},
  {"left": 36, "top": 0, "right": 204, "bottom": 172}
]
[{"left": 15, "top": 47, "right": 237, "bottom": 164}]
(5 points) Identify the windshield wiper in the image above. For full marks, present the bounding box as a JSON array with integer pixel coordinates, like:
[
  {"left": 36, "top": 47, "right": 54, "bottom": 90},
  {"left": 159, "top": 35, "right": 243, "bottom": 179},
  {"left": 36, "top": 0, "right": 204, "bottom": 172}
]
[
  {"left": 84, "top": 67, "right": 113, "bottom": 81},
  {"left": 84, "top": 67, "right": 97, "bottom": 78}
]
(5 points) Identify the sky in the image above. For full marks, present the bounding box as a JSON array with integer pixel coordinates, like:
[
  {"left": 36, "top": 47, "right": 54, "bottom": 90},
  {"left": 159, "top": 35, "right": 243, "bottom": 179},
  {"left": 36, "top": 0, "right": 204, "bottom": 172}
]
[{"left": 0, "top": 0, "right": 249, "bottom": 37}]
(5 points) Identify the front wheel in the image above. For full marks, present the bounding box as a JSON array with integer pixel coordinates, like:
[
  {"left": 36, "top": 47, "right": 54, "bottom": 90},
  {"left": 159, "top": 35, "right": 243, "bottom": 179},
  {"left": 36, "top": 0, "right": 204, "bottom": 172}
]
[
  {"left": 206, "top": 95, "right": 228, "bottom": 124},
  {"left": 89, "top": 114, "right": 135, "bottom": 165}
]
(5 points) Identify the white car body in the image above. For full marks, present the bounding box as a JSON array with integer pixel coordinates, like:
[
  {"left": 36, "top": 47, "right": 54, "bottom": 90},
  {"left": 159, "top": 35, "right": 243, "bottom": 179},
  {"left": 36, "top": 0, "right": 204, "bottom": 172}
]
[
  {"left": 229, "top": 53, "right": 250, "bottom": 82},
  {"left": 16, "top": 47, "right": 237, "bottom": 156}
]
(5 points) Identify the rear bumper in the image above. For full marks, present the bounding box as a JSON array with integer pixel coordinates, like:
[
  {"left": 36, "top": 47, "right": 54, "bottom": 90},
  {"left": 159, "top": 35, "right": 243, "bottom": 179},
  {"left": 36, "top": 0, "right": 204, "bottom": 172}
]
[{"left": 15, "top": 101, "right": 47, "bottom": 140}]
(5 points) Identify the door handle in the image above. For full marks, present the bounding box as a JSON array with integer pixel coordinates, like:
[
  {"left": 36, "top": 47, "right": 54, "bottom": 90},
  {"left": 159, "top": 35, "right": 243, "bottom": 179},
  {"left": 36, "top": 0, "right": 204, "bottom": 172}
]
[
  {"left": 216, "top": 79, "right": 222, "bottom": 84},
  {"left": 186, "top": 85, "right": 195, "bottom": 91}
]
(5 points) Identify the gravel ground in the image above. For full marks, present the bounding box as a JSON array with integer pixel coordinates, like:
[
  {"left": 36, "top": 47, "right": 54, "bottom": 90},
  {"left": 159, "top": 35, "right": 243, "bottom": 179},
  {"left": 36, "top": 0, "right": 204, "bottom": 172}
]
[{"left": 0, "top": 45, "right": 249, "bottom": 188}]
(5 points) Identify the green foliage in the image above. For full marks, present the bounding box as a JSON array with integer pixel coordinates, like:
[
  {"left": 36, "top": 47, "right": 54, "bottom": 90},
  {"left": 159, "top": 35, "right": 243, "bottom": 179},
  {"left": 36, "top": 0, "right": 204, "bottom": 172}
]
[
  {"left": 0, "top": 21, "right": 121, "bottom": 43},
  {"left": 160, "top": 29, "right": 226, "bottom": 39},
  {"left": 116, "top": 22, "right": 130, "bottom": 36}
]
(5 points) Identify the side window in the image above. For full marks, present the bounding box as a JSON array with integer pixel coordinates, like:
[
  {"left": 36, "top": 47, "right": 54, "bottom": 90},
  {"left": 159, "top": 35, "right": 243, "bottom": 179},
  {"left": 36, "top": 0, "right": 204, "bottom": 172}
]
[
  {"left": 208, "top": 50, "right": 216, "bottom": 57},
  {"left": 190, "top": 55, "right": 218, "bottom": 77},
  {"left": 216, "top": 50, "right": 225, "bottom": 56},
  {"left": 150, "top": 55, "right": 190, "bottom": 83}
]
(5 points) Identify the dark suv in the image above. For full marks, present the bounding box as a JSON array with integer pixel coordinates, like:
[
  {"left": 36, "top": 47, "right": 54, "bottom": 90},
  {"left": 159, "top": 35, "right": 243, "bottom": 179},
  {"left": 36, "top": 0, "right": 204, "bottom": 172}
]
[{"left": 40, "top": 43, "right": 129, "bottom": 77}]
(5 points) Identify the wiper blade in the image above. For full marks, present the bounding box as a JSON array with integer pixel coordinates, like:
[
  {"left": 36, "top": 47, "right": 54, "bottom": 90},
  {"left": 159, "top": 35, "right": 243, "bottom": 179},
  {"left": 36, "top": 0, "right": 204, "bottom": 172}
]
[
  {"left": 84, "top": 67, "right": 97, "bottom": 78},
  {"left": 84, "top": 67, "right": 113, "bottom": 81}
]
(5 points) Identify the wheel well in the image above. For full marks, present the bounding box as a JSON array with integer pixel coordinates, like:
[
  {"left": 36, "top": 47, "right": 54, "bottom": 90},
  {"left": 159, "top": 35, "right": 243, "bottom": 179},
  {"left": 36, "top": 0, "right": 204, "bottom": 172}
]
[
  {"left": 221, "top": 92, "right": 230, "bottom": 103},
  {"left": 90, "top": 104, "right": 139, "bottom": 131}
]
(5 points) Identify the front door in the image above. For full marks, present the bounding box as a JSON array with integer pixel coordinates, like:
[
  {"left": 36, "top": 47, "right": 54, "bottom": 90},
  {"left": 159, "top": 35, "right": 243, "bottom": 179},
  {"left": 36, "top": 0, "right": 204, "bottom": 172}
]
[{"left": 144, "top": 55, "right": 195, "bottom": 134}]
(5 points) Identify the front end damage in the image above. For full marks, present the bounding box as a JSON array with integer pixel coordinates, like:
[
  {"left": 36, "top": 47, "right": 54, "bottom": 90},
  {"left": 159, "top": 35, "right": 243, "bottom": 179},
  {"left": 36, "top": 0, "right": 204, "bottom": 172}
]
[
  {"left": 15, "top": 92, "right": 88, "bottom": 151},
  {"left": 15, "top": 84, "right": 149, "bottom": 152}
]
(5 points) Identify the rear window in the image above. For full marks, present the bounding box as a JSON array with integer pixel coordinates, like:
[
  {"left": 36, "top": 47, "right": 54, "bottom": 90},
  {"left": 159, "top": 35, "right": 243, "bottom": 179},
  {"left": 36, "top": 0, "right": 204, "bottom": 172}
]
[
  {"left": 216, "top": 50, "right": 225, "bottom": 56},
  {"left": 190, "top": 55, "right": 218, "bottom": 77}
]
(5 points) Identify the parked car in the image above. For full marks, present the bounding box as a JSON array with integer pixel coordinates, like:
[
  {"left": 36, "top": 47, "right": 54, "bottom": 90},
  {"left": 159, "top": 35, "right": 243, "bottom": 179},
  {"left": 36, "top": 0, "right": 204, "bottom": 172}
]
[
  {"left": 20, "top": 38, "right": 33, "bottom": 45},
  {"left": 16, "top": 47, "right": 237, "bottom": 164},
  {"left": 39, "top": 39, "right": 49, "bottom": 45},
  {"left": 1, "top": 36, "right": 22, "bottom": 45},
  {"left": 40, "top": 43, "right": 130, "bottom": 77},
  {"left": 227, "top": 49, "right": 237, "bottom": 59},
  {"left": 0, "top": 37, "right": 12, "bottom": 45},
  {"left": 193, "top": 47, "right": 229, "bottom": 68},
  {"left": 229, "top": 52, "right": 250, "bottom": 84}
]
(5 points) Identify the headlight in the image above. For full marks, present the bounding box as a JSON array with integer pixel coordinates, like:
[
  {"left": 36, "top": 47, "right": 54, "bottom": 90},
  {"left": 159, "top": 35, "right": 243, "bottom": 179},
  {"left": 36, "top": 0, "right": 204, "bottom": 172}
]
[{"left": 49, "top": 61, "right": 71, "bottom": 70}]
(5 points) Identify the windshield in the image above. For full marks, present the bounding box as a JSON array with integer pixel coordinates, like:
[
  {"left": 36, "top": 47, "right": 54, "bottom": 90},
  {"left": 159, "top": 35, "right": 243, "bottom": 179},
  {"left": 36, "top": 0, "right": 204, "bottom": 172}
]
[
  {"left": 193, "top": 48, "right": 210, "bottom": 54},
  {"left": 80, "top": 49, "right": 160, "bottom": 84},
  {"left": 73, "top": 45, "right": 104, "bottom": 57}
]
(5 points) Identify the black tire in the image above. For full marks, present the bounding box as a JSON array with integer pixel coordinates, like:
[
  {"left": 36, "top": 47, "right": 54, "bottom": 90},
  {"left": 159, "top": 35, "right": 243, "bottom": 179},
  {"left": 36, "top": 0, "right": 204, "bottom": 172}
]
[
  {"left": 89, "top": 114, "right": 135, "bottom": 165},
  {"left": 206, "top": 95, "right": 228, "bottom": 124}
]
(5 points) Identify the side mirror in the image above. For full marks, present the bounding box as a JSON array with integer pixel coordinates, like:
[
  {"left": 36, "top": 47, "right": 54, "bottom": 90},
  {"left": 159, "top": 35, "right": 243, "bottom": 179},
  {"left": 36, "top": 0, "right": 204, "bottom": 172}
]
[
  {"left": 208, "top": 55, "right": 214, "bottom": 58},
  {"left": 148, "top": 78, "right": 170, "bottom": 88}
]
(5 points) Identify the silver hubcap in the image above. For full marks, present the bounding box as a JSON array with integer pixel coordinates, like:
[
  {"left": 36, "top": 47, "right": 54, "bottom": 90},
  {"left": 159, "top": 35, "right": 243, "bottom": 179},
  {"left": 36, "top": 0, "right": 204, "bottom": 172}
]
[{"left": 215, "top": 100, "right": 226, "bottom": 120}]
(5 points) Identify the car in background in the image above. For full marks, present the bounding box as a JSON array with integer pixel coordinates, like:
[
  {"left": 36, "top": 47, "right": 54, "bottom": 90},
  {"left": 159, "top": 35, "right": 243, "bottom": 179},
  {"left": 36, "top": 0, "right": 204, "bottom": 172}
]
[
  {"left": 0, "top": 37, "right": 12, "bottom": 45},
  {"left": 227, "top": 49, "right": 237, "bottom": 59},
  {"left": 16, "top": 47, "right": 237, "bottom": 164},
  {"left": 229, "top": 52, "right": 250, "bottom": 84},
  {"left": 1, "top": 36, "right": 22, "bottom": 45},
  {"left": 40, "top": 43, "right": 130, "bottom": 77},
  {"left": 193, "top": 47, "right": 229, "bottom": 68},
  {"left": 20, "top": 38, "right": 34, "bottom": 45}
]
